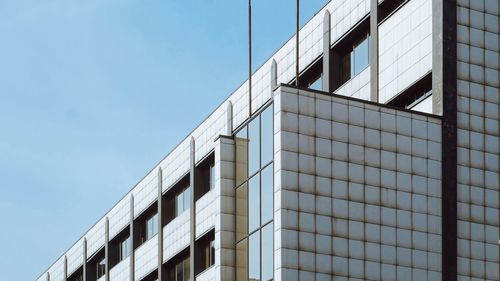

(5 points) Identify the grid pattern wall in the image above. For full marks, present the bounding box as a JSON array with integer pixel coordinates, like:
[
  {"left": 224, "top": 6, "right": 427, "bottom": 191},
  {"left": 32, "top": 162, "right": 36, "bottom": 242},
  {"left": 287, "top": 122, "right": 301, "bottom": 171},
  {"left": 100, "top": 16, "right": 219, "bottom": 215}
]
[
  {"left": 86, "top": 217, "right": 106, "bottom": 258},
  {"left": 456, "top": 0, "right": 500, "bottom": 280},
  {"left": 273, "top": 86, "right": 443, "bottom": 280},
  {"left": 195, "top": 188, "right": 216, "bottom": 238},
  {"left": 108, "top": 196, "right": 130, "bottom": 240},
  {"left": 334, "top": 66, "right": 371, "bottom": 101},
  {"left": 160, "top": 138, "right": 190, "bottom": 192},
  {"left": 162, "top": 210, "right": 190, "bottom": 262},
  {"left": 214, "top": 137, "right": 236, "bottom": 280},
  {"left": 378, "top": 0, "right": 432, "bottom": 103},
  {"left": 134, "top": 234, "right": 158, "bottom": 281},
  {"left": 193, "top": 104, "right": 228, "bottom": 163},
  {"left": 66, "top": 238, "right": 84, "bottom": 276},
  {"left": 109, "top": 256, "right": 130, "bottom": 281},
  {"left": 132, "top": 171, "right": 157, "bottom": 218},
  {"left": 196, "top": 266, "right": 215, "bottom": 281},
  {"left": 47, "top": 257, "right": 65, "bottom": 281}
]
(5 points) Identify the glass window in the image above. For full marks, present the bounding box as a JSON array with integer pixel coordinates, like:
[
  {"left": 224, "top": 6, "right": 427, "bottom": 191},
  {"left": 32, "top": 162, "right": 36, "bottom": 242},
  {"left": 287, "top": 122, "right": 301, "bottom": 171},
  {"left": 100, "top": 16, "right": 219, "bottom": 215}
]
[
  {"left": 236, "top": 239, "right": 247, "bottom": 281},
  {"left": 236, "top": 183, "right": 248, "bottom": 241},
  {"left": 119, "top": 236, "right": 130, "bottom": 261},
  {"left": 261, "top": 164, "right": 273, "bottom": 225},
  {"left": 341, "top": 52, "right": 351, "bottom": 83},
  {"left": 248, "top": 116, "right": 260, "bottom": 176},
  {"left": 176, "top": 192, "right": 184, "bottom": 216},
  {"left": 201, "top": 238, "right": 215, "bottom": 271},
  {"left": 176, "top": 261, "right": 183, "bottom": 281},
  {"left": 183, "top": 258, "right": 190, "bottom": 281},
  {"left": 248, "top": 174, "right": 260, "bottom": 233},
  {"left": 184, "top": 186, "right": 191, "bottom": 211},
  {"left": 353, "top": 36, "right": 369, "bottom": 76},
  {"left": 96, "top": 257, "right": 105, "bottom": 278},
  {"left": 261, "top": 223, "right": 274, "bottom": 281},
  {"left": 260, "top": 106, "right": 273, "bottom": 167},
  {"left": 308, "top": 74, "right": 322, "bottom": 90},
  {"left": 209, "top": 163, "right": 215, "bottom": 190},
  {"left": 248, "top": 231, "right": 260, "bottom": 281},
  {"left": 146, "top": 213, "right": 158, "bottom": 240}
]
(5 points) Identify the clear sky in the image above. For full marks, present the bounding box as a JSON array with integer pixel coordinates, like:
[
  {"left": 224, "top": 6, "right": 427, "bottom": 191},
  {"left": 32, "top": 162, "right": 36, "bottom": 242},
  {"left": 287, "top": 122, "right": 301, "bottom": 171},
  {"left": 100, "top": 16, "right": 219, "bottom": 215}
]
[{"left": 0, "top": 0, "right": 328, "bottom": 279}]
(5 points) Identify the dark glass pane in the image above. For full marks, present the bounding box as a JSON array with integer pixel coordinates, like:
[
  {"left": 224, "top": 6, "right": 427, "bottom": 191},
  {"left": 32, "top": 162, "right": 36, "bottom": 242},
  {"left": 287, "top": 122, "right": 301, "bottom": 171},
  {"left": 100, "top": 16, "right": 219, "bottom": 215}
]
[
  {"left": 354, "top": 36, "right": 369, "bottom": 75},
  {"left": 235, "top": 127, "right": 248, "bottom": 186},
  {"left": 260, "top": 164, "right": 273, "bottom": 225},
  {"left": 210, "top": 240, "right": 215, "bottom": 266},
  {"left": 309, "top": 74, "right": 322, "bottom": 90},
  {"left": 184, "top": 186, "right": 191, "bottom": 211},
  {"left": 248, "top": 231, "right": 261, "bottom": 281},
  {"left": 260, "top": 106, "right": 273, "bottom": 167},
  {"left": 248, "top": 116, "right": 260, "bottom": 177},
  {"left": 183, "top": 258, "right": 190, "bottom": 281},
  {"left": 341, "top": 52, "right": 351, "bottom": 83},
  {"left": 248, "top": 174, "right": 260, "bottom": 233},
  {"left": 236, "top": 183, "right": 248, "bottom": 241},
  {"left": 176, "top": 192, "right": 184, "bottom": 216},
  {"left": 176, "top": 262, "right": 183, "bottom": 281},
  {"left": 210, "top": 164, "right": 215, "bottom": 190},
  {"left": 236, "top": 239, "right": 248, "bottom": 281},
  {"left": 350, "top": 48, "right": 355, "bottom": 78},
  {"left": 261, "top": 223, "right": 274, "bottom": 281}
]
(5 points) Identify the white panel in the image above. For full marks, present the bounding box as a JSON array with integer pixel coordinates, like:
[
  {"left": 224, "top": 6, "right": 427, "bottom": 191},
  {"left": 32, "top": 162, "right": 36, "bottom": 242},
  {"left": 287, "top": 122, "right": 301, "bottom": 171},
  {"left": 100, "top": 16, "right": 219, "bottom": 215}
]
[
  {"left": 410, "top": 95, "right": 433, "bottom": 114},
  {"left": 334, "top": 66, "right": 371, "bottom": 100},
  {"left": 97, "top": 275, "right": 106, "bottom": 281},
  {"left": 133, "top": 171, "right": 158, "bottom": 218},
  {"left": 66, "top": 238, "right": 84, "bottom": 276},
  {"left": 196, "top": 266, "right": 215, "bottom": 281},
  {"left": 379, "top": 0, "right": 432, "bottom": 103},
  {"left": 195, "top": 189, "right": 216, "bottom": 238},
  {"left": 48, "top": 256, "right": 65, "bottom": 281},
  {"left": 330, "top": 0, "right": 370, "bottom": 44},
  {"left": 110, "top": 257, "right": 130, "bottom": 281},
  {"left": 163, "top": 210, "right": 190, "bottom": 262},
  {"left": 161, "top": 138, "right": 190, "bottom": 192},
  {"left": 86, "top": 217, "right": 106, "bottom": 257},
  {"left": 108, "top": 196, "right": 130, "bottom": 239},
  {"left": 193, "top": 104, "right": 227, "bottom": 163},
  {"left": 134, "top": 235, "right": 158, "bottom": 281}
]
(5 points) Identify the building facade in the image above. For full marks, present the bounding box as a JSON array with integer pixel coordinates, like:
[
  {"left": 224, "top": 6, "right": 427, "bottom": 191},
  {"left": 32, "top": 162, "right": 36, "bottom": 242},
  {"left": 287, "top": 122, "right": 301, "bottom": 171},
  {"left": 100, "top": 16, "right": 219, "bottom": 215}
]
[{"left": 37, "top": 0, "right": 499, "bottom": 280}]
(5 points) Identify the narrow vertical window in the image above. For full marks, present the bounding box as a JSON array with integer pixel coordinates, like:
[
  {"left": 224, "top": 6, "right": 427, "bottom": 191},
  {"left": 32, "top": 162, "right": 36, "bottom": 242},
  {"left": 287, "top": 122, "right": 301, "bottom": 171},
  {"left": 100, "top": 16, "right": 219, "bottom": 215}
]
[
  {"left": 261, "top": 164, "right": 273, "bottom": 225},
  {"left": 248, "top": 231, "right": 260, "bottom": 281},
  {"left": 248, "top": 174, "right": 260, "bottom": 233},
  {"left": 248, "top": 116, "right": 260, "bottom": 176},
  {"left": 260, "top": 106, "right": 273, "bottom": 167},
  {"left": 261, "top": 222, "right": 274, "bottom": 281}
]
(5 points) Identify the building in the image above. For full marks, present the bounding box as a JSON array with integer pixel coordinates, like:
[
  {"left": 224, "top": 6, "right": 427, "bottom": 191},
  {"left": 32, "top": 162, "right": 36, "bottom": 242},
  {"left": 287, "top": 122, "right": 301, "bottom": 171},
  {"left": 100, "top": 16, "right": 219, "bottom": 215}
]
[{"left": 37, "top": 0, "right": 499, "bottom": 280}]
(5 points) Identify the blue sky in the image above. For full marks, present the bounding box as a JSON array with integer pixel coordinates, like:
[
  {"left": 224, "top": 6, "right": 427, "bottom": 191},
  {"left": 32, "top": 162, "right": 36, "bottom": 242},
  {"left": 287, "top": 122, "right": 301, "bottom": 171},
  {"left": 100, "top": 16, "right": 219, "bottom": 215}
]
[{"left": 0, "top": 0, "right": 327, "bottom": 279}]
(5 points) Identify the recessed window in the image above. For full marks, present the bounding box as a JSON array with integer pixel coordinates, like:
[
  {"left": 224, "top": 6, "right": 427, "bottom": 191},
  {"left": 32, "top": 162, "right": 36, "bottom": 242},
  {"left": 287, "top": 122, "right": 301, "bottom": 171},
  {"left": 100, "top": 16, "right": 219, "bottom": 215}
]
[
  {"left": 175, "top": 185, "right": 191, "bottom": 217},
  {"left": 341, "top": 34, "right": 370, "bottom": 83},
  {"left": 168, "top": 256, "right": 190, "bottom": 281},
  {"left": 145, "top": 213, "right": 158, "bottom": 241},
  {"left": 119, "top": 236, "right": 131, "bottom": 261},
  {"left": 96, "top": 257, "right": 105, "bottom": 279},
  {"left": 198, "top": 233, "right": 215, "bottom": 273}
]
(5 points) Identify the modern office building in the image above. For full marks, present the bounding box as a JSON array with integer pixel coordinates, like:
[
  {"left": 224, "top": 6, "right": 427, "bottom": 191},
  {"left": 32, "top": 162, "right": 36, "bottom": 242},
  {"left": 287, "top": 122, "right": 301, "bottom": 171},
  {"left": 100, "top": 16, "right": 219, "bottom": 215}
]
[{"left": 37, "top": 0, "right": 499, "bottom": 280}]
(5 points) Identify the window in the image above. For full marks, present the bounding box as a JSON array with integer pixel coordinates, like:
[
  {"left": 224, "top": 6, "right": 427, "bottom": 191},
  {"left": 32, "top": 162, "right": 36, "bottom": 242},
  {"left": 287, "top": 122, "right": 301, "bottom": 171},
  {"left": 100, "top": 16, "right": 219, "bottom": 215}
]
[
  {"left": 341, "top": 34, "right": 370, "bottom": 83},
  {"left": 197, "top": 155, "right": 215, "bottom": 197},
  {"left": 174, "top": 185, "right": 191, "bottom": 216},
  {"left": 200, "top": 238, "right": 215, "bottom": 272},
  {"left": 168, "top": 257, "right": 190, "bottom": 281},
  {"left": 235, "top": 104, "right": 274, "bottom": 281},
  {"left": 96, "top": 257, "right": 105, "bottom": 279},
  {"left": 145, "top": 213, "right": 158, "bottom": 241},
  {"left": 119, "top": 236, "right": 130, "bottom": 261},
  {"left": 209, "top": 163, "right": 215, "bottom": 190}
]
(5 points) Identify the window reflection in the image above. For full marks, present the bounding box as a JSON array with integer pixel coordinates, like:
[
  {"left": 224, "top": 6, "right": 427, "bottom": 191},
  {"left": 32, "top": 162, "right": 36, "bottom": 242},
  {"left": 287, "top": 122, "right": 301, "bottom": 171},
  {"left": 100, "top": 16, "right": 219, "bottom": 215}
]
[
  {"left": 248, "top": 231, "right": 260, "bottom": 281},
  {"left": 235, "top": 128, "right": 248, "bottom": 187},
  {"left": 260, "top": 106, "right": 273, "bottom": 167},
  {"left": 248, "top": 174, "right": 260, "bottom": 233},
  {"left": 236, "top": 239, "right": 248, "bottom": 281},
  {"left": 236, "top": 183, "right": 248, "bottom": 241},
  {"left": 341, "top": 34, "right": 370, "bottom": 83},
  {"left": 260, "top": 164, "right": 273, "bottom": 225},
  {"left": 261, "top": 223, "right": 274, "bottom": 281}
]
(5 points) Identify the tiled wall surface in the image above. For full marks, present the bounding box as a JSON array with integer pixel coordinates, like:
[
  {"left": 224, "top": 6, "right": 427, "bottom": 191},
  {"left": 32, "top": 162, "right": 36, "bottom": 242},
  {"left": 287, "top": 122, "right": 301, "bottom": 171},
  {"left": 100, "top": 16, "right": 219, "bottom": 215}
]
[
  {"left": 195, "top": 188, "right": 216, "bottom": 238},
  {"left": 162, "top": 210, "right": 190, "bottom": 263},
  {"left": 456, "top": 0, "right": 500, "bottom": 280},
  {"left": 274, "top": 86, "right": 443, "bottom": 280},
  {"left": 378, "top": 0, "right": 432, "bottom": 103},
  {"left": 86, "top": 217, "right": 106, "bottom": 258},
  {"left": 47, "top": 257, "right": 65, "bottom": 281},
  {"left": 65, "top": 238, "right": 84, "bottom": 277},
  {"left": 134, "top": 235, "right": 158, "bottom": 281},
  {"left": 109, "top": 256, "right": 130, "bottom": 281},
  {"left": 108, "top": 196, "right": 130, "bottom": 240},
  {"left": 334, "top": 66, "right": 371, "bottom": 101}
]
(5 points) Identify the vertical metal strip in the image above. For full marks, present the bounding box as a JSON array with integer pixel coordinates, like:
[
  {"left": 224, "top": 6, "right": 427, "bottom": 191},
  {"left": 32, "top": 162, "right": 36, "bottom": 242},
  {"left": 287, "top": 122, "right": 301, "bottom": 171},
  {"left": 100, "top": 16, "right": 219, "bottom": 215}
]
[
  {"left": 130, "top": 195, "right": 135, "bottom": 281},
  {"left": 105, "top": 218, "right": 109, "bottom": 281},
  {"left": 157, "top": 168, "right": 163, "bottom": 280},
  {"left": 295, "top": 0, "right": 300, "bottom": 86},
  {"left": 370, "top": 0, "right": 379, "bottom": 102},
  {"left": 322, "top": 10, "right": 331, "bottom": 93},
  {"left": 248, "top": 0, "right": 252, "bottom": 116},
  {"left": 83, "top": 238, "right": 87, "bottom": 281},
  {"left": 64, "top": 256, "right": 67, "bottom": 281},
  {"left": 189, "top": 137, "right": 196, "bottom": 281}
]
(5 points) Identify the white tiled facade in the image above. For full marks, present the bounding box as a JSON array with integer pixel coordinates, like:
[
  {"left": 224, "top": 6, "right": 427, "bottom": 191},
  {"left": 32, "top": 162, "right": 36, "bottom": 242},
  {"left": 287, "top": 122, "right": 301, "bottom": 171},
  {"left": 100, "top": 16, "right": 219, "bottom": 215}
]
[{"left": 37, "top": 0, "right": 499, "bottom": 281}]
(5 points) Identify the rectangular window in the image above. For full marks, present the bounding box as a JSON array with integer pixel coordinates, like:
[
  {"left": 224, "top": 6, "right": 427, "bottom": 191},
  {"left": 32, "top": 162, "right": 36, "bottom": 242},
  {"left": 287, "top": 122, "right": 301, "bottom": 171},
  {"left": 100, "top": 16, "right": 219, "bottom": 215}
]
[
  {"left": 200, "top": 237, "right": 215, "bottom": 272},
  {"left": 145, "top": 213, "right": 158, "bottom": 241},
  {"left": 236, "top": 239, "right": 248, "bottom": 281},
  {"left": 119, "top": 236, "right": 130, "bottom": 261},
  {"left": 236, "top": 183, "right": 248, "bottom": 241},
  {"left": 248, "top": 231, "right": 260, "bottom": 281},
  {"left": 168, "top": 257, "right": 190, "bottom": 281},
  {"left": 260, "top": 106, "right": 273, "bottom": 167},
  {"left": 261, "top": 164, "right": 273, "bottom": 225},
  {"left": 261, "top": 222, "right": 274, "bottom": 281},
  {"left": 248, "top": 116, "right": 260, "bottom": 176},
  {"left": 209, "top": 163, "right": 215, "bottom": 190},
  {"left": 341, "top": 34, "right": 370, "bottom": 83},
  {"left": 176, "top": 192, "right": 184, "bottom": 216},
  {"left": 248, "top": 174, "right": 260, "bottom": 233},
  {"left": 96, "top": 257, "right": 105, "bottom": 278}
]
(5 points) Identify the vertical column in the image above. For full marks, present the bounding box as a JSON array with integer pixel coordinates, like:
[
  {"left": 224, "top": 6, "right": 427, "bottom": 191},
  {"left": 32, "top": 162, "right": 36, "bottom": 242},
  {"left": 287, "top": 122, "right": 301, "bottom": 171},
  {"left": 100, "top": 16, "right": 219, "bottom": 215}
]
[
  {"left": 105, "top": 218, "right": 109, "bottom": 281},
  {"left": 130, "top": 195, "right": 135, "bottom": 281},
  {"left": 83, "top": 238, "right": 87, "bottom": 281},
  {"left": 46, "top": 273, "right": 50, "bottom": 281},
  {"left": 189, "top": 137, "right": 196, "bottom": 281},
  {"left": 271, "top": 60, "right": 277, "bottom": 90},
  {"left": 157, "top": 168, "right": 164, "bottom": 280},
  {"left": 214, "top": 136, "right": 236, "bottom": 281},
  {"left": 322, "top": 10, "right": 331, "bottom": 93},
  {"left": 227, "top": 101, "right": 233, "bottom": 136},
  {"left": 64, "top": 256, "right": 67, "bottom": 281},
  {"left": 370, "top": 0, "right": 379, "bottom": 102}
]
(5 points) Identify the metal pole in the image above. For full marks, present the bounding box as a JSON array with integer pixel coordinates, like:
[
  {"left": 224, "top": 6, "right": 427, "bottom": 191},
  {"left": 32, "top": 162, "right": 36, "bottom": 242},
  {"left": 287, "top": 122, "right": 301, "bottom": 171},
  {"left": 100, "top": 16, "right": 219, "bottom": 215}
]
[
  {"left": 295, "top": 0, "right": 299, "bottom": 86},
  {"left": 248, "top": 0, "right": 252, "bottom": 115}
]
